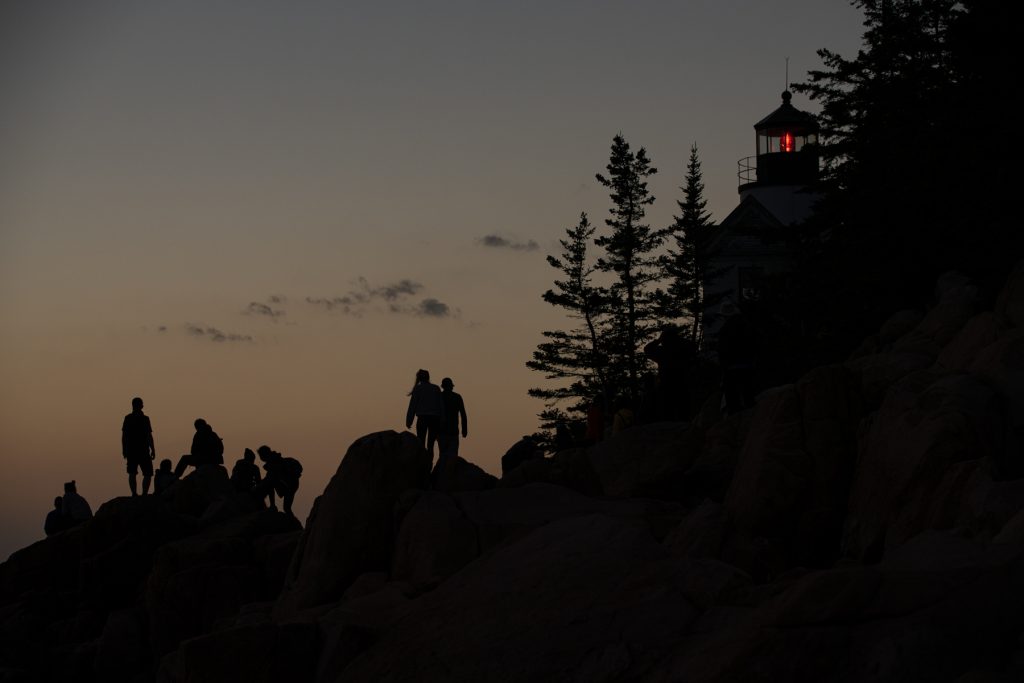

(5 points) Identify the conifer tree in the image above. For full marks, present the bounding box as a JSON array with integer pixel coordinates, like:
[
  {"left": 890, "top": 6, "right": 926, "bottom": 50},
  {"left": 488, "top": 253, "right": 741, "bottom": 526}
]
[
  {"left": 527, "top": 212, "right": 609, "bottom": 435},
  {"left": 662, "top": 143, "right": 724, "bottom": 348},
  {"left": 594, "top": 134, "right": 662, "bottom": 401},
  {"left": 785, "top": 0, "right": 1018, "bottom": 359}
]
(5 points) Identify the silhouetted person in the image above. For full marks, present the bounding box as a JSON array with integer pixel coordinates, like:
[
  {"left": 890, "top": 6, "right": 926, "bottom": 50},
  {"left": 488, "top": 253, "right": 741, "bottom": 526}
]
[
  {"left": 406, "top": 369, "right": 445, "bottom": 458},
  {"left": 61, "top": 481, "right": 92, "bottom": 526},
  {"left": 611, "top": 395, "right": 635, "bottom": 435},
  {"left": 585, "top": 393, "right": 606, "bottom": 445},
  {"left": 553, "top": 421, "right": 574, "bottom": 452},
  {"left": 644, "top": 326, "right": 695, "bottom": 421},
  {"left": 437, "top": 377, "right": 468, "bottom": 471},
  {"left": 44, "top": 496, "right": 65, "bottom": 536},
  {"left": 174, "top": 419, "right": 224, "bottom": 477},
  {"left": 122, "top": 396, "right": 156, "bottom": 496},
  {"left": 254, "top": 445, "right": 301, "bottom": 516},
  {"left": 501, "top": 435, "right": 543, "bottom": 474},
  {"left": 718, "top": 301, "right": 758, "bottom": 414},
  {"left": 231, "top": 448, "right": 262, "bottom": 493},
  {"left": 154, "top": 458, "right": 178, "bottom": 493}
]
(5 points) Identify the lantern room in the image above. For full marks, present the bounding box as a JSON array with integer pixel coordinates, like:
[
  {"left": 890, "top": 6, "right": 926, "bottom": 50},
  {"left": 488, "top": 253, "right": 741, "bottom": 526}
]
[{"left": 739, "top": 90, "right": 819, "bottom": 189}]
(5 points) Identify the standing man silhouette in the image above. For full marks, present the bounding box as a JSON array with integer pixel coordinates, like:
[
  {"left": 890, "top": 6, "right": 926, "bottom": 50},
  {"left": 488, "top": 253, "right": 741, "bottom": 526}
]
[
  {"left": 122, "top": 397, "right": 156, "bottom": 496},
  {"left": 437, "top": 377, "right": 468, "bottom": 468}
]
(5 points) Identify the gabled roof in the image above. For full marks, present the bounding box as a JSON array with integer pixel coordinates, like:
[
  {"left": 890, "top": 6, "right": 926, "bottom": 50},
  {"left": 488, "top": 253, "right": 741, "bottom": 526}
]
[
  {"left": 719, "top": 194, "right": 784, "bottom": 230},
  {"left": 709, "top": 194, "right": 790, "bottom": 258}
]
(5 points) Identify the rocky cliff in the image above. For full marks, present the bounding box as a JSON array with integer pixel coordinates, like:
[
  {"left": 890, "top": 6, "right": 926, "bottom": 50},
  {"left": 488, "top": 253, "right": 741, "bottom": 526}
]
[{"left": 2, "top": 263, "right": 1022, "bottom": 683}]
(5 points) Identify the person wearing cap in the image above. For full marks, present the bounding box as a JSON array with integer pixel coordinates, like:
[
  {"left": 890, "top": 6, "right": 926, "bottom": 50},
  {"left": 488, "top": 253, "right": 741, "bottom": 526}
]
[{"left": 437, "top": 377, "right": 468, "bottom": 473}]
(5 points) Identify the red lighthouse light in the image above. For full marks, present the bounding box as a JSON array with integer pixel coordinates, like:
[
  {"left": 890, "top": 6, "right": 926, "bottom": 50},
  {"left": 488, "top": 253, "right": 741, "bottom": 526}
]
[{"left": 780, "top": 131, "right": 794, "bottom": 152}]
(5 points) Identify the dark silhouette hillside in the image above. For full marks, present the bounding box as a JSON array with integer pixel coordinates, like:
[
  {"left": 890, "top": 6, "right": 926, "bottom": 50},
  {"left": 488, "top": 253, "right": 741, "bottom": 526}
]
[{"left": 1, "top": 262, "right": 1023, "bottom": 682}]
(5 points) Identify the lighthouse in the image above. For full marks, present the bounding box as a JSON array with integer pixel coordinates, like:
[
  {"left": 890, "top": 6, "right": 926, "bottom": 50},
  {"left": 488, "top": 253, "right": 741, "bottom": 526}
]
[
  {"left": 704, "top": 90, "right": 820, "bottom": 338},
  {"left": 738, "top": 89, "right": 819, "bottom": 223}
]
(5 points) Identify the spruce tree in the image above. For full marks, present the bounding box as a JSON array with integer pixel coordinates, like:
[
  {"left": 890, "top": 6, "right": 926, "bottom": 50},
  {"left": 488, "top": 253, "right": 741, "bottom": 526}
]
[
  {"left": 594, "top": 134, "right": 662, "bottom": 401},
  {"left": 527, "top": 212, "right": 609, "bottom": 436},
  {"left": 784, "top": 0, "right": 1019, "bottom": 363},
  {"left": 662, "top": 143, "right": 724, "bottom": 348}
]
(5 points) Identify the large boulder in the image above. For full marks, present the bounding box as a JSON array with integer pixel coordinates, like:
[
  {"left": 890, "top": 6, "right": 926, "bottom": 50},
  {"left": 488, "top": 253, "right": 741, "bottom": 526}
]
[
  {"left": 157, "top": 620, "right": 319, "bottom": 683},
  {"left": 274, "top": 431, "right": 431, "bottom": 618},
  {"left": 893, "top": 274, "right": 982, "bottom": 358},
  {"left": 723, "top": 365, "right": 861, "bottom": 571},
  {"left": 844, "top": 371, "right": 1006, "bottom": 560},
  {"left": 145, "top": 509, "right": 300, "bottom": 655},
  {"left": 649, "top": 532, "right": 1024, "bottom": 683},
  {"left": 390, "top": 491, "right": 479, "bottom": 588},
  {"left": 995, "top": 259, "right": 1024, "bottom": 327},
  {"left": 331, "top": 514, "right": 700, "bottom": 682},
  {"left": 453, "top": 482, "right": 683, "bottom": 552},
  {"left": 433, "top": 455, "right": 498, "bottom": 493},
  {"left": 587, "top": 422, "right": 701, "bottom": 498}
]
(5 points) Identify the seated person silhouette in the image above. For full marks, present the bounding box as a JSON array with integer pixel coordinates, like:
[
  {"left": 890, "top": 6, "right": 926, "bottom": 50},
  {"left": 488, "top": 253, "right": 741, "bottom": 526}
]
[
  {"left": 44, "top": 496, "right": 66, "bottom": 536},
  {"left": 174, "top": 419, "right": 224, "bottom": 477},
  {"left": 153, "top": 458, "right": 179, "bottom": 494},
  {"left": 61, "top": 481, "right": 92, "bottom": 526},
  {"left": 230, "top": 448, "right": 262, "bottom": 493},
  {"left": 253, "top": 445, "right": 302, "bottom": 516}
]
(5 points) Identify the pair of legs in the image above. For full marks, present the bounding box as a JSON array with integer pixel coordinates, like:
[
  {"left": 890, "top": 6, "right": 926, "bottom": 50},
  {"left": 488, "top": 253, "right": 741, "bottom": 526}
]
[
  {"left": 416, "top": 414, "right": 441, "bottom": 457},
  {"left": 254, "top": 478, "right": 298, "bottom": 515},
  {"left": 433, "top": 432, "right": 460, "bottom": 483},
  {"left": 127, "top": 455, "right": 154, "bottom": 496}
]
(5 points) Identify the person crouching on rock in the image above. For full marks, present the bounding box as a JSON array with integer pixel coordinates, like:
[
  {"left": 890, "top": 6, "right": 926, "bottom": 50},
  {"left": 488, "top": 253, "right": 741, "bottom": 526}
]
[
  {"left": 153, "top": 458, "right": 178, "bottom": 493},
  {"left": 174, "top": 418, "right": 224, "bottom": 477},
  {"left": 254, "top": 445, "right": 302, "bottom": 516},
  {"left": 62, "top": 481, "right": 92, "bottom": 527},
  {"left": 44, "top": 496, "right": 66, "bottom": 536},
  {"left": 231, "top": 448, "right": 262, "bottom": 493}
]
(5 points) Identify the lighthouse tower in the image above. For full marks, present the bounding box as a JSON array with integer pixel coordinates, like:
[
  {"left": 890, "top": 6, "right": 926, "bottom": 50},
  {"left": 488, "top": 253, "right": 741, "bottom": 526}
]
[
  {"left": 738, "top": 89, "right": 819, "bottom": 224},
  {"left": 704, "top": 90, "right": 820, "bottom": 339}
]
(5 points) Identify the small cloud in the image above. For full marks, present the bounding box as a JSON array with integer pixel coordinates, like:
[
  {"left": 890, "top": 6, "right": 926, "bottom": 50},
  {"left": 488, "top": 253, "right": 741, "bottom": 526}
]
[
  {"left": 479, "top": 234, "right": 539, "bottom": 252},
  {"left": 307, "top": 277, "right": 425, "bottom": 316},
  {"left": 417, "top": 298, "right": 450, "bottom": 317},
  {"left": 245, "top": 302, "right": 285, "bottom": 319},
  {"left": 185, "top": 324, "right": 253, "bottom": 343},
  {"left": 267, "top": 295, "right": 287, "bottom": 304},
  {"left": 377, "top": 279, "right": 422, "bottom": 301},
  {"left": 157, "top": 325, "right": 167, "bottom": 332}
]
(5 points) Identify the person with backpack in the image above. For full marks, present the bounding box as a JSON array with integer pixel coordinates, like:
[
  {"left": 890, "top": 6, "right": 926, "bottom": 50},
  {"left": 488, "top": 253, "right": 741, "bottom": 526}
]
[
  {"left": 174, "top": 418, "right": 224, "bottom": 477},
  {"left": 255, "top": 445, "right": 301, "bottom": 516}
]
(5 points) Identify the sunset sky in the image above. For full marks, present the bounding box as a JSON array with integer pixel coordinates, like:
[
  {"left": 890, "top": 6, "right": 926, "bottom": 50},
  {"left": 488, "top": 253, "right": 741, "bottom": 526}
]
[{"left": 0, "top": 0, "right": 862, "bottom": 558}]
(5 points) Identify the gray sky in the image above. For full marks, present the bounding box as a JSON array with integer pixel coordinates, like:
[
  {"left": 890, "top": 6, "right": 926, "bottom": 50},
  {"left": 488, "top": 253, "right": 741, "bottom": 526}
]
[{"left": 0, "top": 0, "right": 864, "bottom": 558}]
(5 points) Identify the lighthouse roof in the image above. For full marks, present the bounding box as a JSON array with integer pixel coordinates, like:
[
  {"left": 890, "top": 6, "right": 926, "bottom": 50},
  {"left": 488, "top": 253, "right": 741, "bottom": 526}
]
[{"left": 755, "top": 91, "right": 817, "bottom": 132}]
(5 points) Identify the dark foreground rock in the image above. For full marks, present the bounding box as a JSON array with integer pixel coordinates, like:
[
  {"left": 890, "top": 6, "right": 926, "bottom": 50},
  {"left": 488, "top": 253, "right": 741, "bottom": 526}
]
[{"left": 3, "top": 264, "right": 1023, "bottom": 683}]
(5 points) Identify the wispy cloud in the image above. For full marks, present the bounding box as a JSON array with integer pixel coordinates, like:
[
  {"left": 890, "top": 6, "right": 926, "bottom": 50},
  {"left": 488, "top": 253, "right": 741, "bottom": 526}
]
[
  {"left": 479, "top": 234, "right": 539, "bottom": 252},
  {"left": 307, "top": 277, "right": 426, "bottom": 315},
  {"left": 244, "top": 302, "right": 285, "bottom": 319},
  {"left": 185, "top": 324, "right": 253, "bottom": 343}
]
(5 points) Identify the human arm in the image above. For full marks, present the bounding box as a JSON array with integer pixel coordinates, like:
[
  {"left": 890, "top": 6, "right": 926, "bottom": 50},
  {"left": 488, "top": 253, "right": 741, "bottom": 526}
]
[
  {"left": 406, "top": 390, "right": 417, "bottom": 429},
  {"left": 459, "top": 396, "right": 468, "bottom": 438}
]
